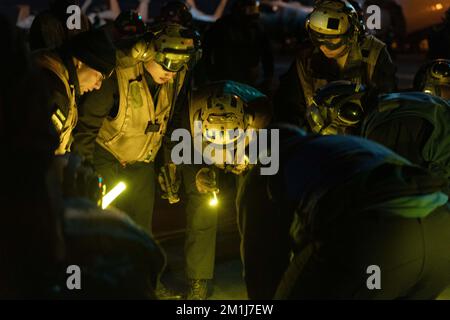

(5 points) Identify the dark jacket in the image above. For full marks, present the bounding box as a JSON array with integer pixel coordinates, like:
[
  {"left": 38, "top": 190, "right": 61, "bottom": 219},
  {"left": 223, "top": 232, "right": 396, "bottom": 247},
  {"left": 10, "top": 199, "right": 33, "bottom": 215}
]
[
  {"left": 361, "top": 91, "right": 450, "bottom": 185},
  {"left": 238, "top": 132, "right": 448, "bottom": 299},
  {"left": 34, "top": 49, "right": 81, "bottom": 155}
]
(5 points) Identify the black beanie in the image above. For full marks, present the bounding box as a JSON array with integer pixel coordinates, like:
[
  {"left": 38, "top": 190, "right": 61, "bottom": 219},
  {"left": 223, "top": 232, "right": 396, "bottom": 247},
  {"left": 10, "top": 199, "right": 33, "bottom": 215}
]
[{"left": 67, "top": 28, "right": 116, "bottom": 77}]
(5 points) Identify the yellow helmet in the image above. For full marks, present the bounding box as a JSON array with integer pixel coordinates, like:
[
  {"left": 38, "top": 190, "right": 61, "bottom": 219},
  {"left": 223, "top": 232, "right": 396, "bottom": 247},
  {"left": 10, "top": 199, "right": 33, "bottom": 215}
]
[
  {"left": 191, "top": 81, "right": 268, "bottom": 145},
  {"left": 191, "top": 82, "right": 254, "bottom": 146},
  {"left": 151, "top": 23, "right": 198, "bottom": 72}
]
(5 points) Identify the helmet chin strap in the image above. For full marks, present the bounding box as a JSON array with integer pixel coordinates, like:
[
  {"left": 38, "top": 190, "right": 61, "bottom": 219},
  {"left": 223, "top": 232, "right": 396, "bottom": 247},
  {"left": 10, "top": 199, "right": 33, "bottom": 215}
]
[
  {"left": 336, "top": 33, "right": 355, "bottom": 57},
  {"left": 336, "top": 45, "right": 351, "bottom": 58}
]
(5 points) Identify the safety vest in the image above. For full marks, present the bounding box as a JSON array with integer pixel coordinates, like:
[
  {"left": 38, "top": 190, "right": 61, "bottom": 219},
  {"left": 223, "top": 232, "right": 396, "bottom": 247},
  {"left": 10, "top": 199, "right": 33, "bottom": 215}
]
[
  {"left": 97, "top": 62, "right": 185, "bottom": 164},
  {"left": 35, "top": 52, "right": 77, "bottom": 155},
  {"left": 297, "top": 35, "right": 386, "bottom": 108}
]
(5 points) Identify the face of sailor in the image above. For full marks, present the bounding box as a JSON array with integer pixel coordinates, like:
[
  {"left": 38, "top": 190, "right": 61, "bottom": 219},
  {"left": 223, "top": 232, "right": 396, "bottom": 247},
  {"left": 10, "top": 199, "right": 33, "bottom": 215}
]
[
  {"left": 319, "top": 38, "right": 349, "bottom": 59},
  {"left": 145, "top": 60, "right": 177, "bottom": 84},
  {"left": 75, "top": 60, "right": 104, "bottom": 94}
]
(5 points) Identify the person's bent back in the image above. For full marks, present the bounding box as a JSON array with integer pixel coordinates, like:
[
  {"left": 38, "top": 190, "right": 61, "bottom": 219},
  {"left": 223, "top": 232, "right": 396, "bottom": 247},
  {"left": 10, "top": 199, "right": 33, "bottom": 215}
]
[{"left": 239, "top": 128, "right": 450, "bottom": 299}]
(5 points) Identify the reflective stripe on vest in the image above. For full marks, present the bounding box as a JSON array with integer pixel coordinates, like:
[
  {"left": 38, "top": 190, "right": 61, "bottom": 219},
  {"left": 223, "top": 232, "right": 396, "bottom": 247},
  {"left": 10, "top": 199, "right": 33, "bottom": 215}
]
[{"left": 36, "top": 53, "right": 77, "bottom": 155}]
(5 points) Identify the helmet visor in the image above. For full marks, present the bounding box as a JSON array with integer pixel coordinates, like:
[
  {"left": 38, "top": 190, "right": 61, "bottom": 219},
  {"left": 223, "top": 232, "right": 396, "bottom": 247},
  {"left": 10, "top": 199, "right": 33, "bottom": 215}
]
[
  {"left": 309, "top": 29, "right": 348, "bottom": 50},
  {"left": 202, "top": 113, "right": 244, "bottom": 145},
  {"left": 155, "top": 52, "right": 191, "bottom": 72},
  {"left": 430, "top": 61, "right": 450, "bottom": 82}
]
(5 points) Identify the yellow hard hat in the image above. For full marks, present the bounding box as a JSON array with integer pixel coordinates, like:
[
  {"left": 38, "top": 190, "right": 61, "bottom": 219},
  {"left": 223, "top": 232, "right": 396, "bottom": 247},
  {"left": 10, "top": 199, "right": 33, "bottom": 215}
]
[
  {"left": 152, "top": 23, "right": 199, "bottom": 71},
  {"left": 306, "top": 0, "right": 362, "bottom": 38}
]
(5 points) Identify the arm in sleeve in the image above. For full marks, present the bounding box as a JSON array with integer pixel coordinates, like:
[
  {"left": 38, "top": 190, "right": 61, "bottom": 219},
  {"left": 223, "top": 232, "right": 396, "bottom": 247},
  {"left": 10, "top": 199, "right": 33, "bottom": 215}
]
[
  {"left": 161, "top": 79, "right": 191, "bottom": 164},
  {"left": 72, "top": 74, "right": 118, "bottom": 162},
  {"left": 41, "top": 69, "right": 71, "bottom": 136}
]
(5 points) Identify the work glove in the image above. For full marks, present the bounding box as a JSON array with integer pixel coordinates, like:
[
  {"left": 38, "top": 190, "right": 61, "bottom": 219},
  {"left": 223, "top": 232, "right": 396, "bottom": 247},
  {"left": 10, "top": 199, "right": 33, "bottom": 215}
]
[
  {"left": 158, "top": 163, "right": 181, "bottom": 204},
  {"left": 195, "top": 167, "right": 219, "bottom": 194}
]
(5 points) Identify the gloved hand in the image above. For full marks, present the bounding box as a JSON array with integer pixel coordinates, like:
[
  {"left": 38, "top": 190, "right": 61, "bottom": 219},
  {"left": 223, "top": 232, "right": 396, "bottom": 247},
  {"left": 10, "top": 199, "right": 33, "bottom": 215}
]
[
  {"left": 231, "top": 154, "right": 251, "bottom": 175},
  {"left": 217, "top": 160, "right": 249, "bottom": 175},
  {"left": 158, "top": 163, "right": 181, "bottom": 204},
  {"left": 229, "top": 162, "right": 249, "bottom": 175},
  {"left": 195, "top": 167, "right": 219, "bottom": 194}
]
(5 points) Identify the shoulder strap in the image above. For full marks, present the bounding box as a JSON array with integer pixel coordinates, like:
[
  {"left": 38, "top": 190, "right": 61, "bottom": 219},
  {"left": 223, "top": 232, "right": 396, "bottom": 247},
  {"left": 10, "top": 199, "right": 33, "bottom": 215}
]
[
  {"left": 296, "top": 58, "right": 315, "bottom": 107},
  {"left": 361, "top": 35, "right": 386, "bottom": 81}
]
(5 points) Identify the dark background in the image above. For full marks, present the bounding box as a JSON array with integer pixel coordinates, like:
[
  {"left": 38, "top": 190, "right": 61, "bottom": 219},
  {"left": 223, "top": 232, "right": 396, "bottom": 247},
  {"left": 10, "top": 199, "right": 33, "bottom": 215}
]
[{"left": 0, "top": 0, "right": 234, "bottom": 19}]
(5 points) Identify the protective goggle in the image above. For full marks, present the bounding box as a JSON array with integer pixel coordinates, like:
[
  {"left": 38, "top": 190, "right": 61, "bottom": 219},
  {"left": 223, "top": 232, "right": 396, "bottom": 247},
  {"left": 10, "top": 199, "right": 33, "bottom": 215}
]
[
  {"left": 202, "top": 113, "right": 245, "bottom": 145},
  {"left": 203, "top": 128, "right": 244, "bottom": 145},
  {"left": 423, "top": 61, "right": 450, "bottom": 99},
  {"left": 204, "top": 113, "right": 241, "bottom": 125},
  {"left": 312, "top": 96, "right": 364, "bottom": 126},
  {"left": 309, "top": 29, "right": 349, "bottom": 50},
  {"left": 154, "top": 52, "right": 191, "bottom": 72}
]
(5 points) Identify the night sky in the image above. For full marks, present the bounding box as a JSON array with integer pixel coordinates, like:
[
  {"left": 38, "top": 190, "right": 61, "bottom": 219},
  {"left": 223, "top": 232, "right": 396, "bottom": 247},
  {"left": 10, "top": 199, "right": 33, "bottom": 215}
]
[{"left": 0, "top": 0, "right": 230, "bottom": 19}]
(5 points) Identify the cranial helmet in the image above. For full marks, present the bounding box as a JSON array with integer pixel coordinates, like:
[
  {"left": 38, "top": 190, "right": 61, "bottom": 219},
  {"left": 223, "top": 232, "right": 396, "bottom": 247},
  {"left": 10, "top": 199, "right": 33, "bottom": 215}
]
[
  {"left": 414, "top": 59, "right": 450, "bottom": 100},
  {"left": 306, "top": 0, "right": 364, "bottom": 50},
  {"left": 151, "top": 23, "right": 199, "bottom": 72}
]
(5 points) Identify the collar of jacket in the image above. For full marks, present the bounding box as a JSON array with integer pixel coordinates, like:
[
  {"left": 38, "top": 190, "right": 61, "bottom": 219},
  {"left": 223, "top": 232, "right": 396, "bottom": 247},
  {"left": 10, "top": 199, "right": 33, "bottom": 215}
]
[{"left": 310, "top": 41, "right": 365, "bottom": 80}]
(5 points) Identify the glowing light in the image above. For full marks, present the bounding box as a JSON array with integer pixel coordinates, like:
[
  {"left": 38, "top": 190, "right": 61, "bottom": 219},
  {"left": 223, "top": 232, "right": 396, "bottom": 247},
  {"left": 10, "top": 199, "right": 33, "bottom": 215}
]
[
  {"left": 209, "top": 191, "right": 218, "bottom": 207},
  {"left": 102, "top": 182, "right": 126, "bottom": 209},
  {"left": 436, "top": 3, "right": 444, "bottom": 10}
]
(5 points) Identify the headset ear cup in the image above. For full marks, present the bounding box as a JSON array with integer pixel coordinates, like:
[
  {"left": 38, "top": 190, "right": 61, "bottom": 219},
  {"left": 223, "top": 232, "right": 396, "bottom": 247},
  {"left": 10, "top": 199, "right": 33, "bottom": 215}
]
[
  {"left": 131, "top": 40, "right": 145, "bottom": 60},
  {"left": 131, "top": 40, "right": 155, "bottom": 62}
]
